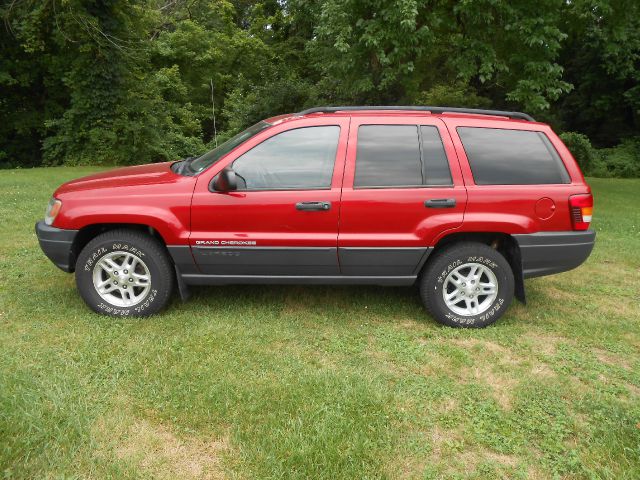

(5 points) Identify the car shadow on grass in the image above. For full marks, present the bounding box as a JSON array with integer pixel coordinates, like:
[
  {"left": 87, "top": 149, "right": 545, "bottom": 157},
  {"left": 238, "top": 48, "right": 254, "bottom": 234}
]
[{"left": 180, "top": 283, "right": 430, "bottom": 325}]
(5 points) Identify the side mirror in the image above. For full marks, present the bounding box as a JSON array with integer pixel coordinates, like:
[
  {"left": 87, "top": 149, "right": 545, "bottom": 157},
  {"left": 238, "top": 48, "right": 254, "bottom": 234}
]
[{"left": 212, "top": 167, "right": 237, "bottom": 192}]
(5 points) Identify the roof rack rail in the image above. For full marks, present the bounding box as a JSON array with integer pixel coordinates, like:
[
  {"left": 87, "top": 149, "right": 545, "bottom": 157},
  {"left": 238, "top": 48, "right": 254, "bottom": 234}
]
[{"left": 296, "top": 106, "right": 535, "bottom": 122}]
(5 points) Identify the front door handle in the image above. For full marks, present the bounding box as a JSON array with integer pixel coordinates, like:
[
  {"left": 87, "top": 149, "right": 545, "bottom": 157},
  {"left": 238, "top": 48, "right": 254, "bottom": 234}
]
[
  {"left": 296, "top": 201, "right": 331, "bottom": 211},
  {"left": 425, "top": 198, "right": 456, "bottom": 208}
]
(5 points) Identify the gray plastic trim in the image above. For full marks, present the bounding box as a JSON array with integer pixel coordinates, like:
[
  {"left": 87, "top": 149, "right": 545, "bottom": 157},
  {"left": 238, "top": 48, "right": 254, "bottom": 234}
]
[
  {"left": 191, "top": 246, "right": 340, "bottom": 276},
  {"left": 181, "top": 274, "right": 416, "bottom": 286},
  {"left": 513, "top": 230, "right": 596, "bottom": 278},
  {"left": 338, "top": 247, "right": 431, "bottom": 276},
  {"left": 167, "top": 245, "right": 199, "bottom": 274},
  {"left": 35, "top": 220, "right": 78, "bottom": 272}
]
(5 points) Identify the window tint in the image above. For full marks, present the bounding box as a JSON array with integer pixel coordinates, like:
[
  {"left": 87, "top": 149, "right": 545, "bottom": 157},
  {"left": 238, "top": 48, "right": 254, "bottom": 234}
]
[
  {"left": 355, "top": 125, "right": 422, "bottom": 187},
  {"left": 189, "top": 121, "right": 271, "bottom": 174},
  {"left": 457, "top": 127, "right": 570, "bottom": 185},
  {"left": 232, "top": 126, "right": 340, "bottom": 190},
  {"left": 421, "top": 126, "right": 452, "bottom": 185}
]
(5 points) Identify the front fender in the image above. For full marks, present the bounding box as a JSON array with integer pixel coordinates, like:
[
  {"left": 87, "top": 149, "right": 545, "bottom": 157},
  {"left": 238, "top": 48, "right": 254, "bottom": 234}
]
[{"left": 53, "top": 193, "right": 192, "bottom": 245}]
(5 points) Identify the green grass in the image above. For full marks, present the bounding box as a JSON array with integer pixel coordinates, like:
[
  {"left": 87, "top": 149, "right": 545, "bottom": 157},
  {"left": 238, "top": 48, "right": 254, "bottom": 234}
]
[{"left": 1, "top": 167, "right": 639, "bottom": 479}]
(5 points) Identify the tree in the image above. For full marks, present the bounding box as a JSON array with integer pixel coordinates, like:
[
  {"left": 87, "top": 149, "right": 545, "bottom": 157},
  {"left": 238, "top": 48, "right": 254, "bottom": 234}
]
[
  {"left": 305, "top": 0, "right": 572, "bottom": 112},
  {"left": 557, "top": 0, "right": 640, "bottom": 146},
  {"left": 0, "top": 0, "right": 638, "bottom": 169}
]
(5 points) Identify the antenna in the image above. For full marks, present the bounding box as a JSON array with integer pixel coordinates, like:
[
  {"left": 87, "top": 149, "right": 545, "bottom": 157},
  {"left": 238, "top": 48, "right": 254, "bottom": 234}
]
[{"left": 210, "top": 78, "right": 218, "bottom": 147}]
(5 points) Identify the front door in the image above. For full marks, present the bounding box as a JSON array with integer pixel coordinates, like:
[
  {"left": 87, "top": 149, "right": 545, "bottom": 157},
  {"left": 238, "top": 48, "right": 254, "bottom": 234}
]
[
  {"left": 190, "top": 117, "right": 350, "bottom": 276},
  {"left": 338, "top": 116, "right": 467, "bottom": 277}
]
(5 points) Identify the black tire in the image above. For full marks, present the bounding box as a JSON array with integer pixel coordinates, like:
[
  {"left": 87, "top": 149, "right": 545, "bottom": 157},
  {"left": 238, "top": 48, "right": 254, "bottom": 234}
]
[
  {"left": 420, "top": 242, "right": 514, "bottom": 328},
  {"left": 75, "top": 229, "right": 174, "bottom": 317}
]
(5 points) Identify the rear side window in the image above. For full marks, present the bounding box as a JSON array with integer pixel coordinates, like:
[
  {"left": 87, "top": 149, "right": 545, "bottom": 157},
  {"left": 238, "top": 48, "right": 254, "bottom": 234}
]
[
  {"left": 355, "top": 125, "right": 421, "bottom": 187},
  {"left": 354, "top": 125, "right": 452, "bottom": 188},
  {"left": 232, "top": 126, "right": 340, "bottom": 190},
  {"left": 457, "top": 127, "right": 570, "bottom": 185},
  {"left": 421, "top": 126, "right": 452, "bottom": 186}
]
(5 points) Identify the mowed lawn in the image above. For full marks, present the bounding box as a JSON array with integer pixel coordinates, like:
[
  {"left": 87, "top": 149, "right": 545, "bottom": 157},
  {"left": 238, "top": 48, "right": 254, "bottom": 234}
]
[{"left": 0, "top": 167, "right": 639, "bottom": 480}]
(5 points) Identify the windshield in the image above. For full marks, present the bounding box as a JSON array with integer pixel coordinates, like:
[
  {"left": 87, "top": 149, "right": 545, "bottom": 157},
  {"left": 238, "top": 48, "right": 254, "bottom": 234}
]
[{"left": 188, "top": 121, "right": 272, "bottom": 174}]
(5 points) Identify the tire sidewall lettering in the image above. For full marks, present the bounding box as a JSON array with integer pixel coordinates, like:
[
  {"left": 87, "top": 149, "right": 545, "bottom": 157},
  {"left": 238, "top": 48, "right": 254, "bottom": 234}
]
[
  {"left": 134, "top": 289, "right": 158, "bottom": 314},
  {"left": 97, "top": 303, "right": 131, "bottom": 316},
  {"left": 466, "top": 255, "right": 497, "bottom": 269},
  {"left": 437, "top": 259, "right": 462, "bottom": 284},
  {"left": 83, "top": 243, "right": 146, "bottom": 272}
]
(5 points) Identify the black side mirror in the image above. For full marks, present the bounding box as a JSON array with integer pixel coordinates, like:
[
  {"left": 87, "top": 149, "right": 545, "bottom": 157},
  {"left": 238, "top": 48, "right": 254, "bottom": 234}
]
[{"left": 212, "top": 167, "right": 238, "bottom": 192}]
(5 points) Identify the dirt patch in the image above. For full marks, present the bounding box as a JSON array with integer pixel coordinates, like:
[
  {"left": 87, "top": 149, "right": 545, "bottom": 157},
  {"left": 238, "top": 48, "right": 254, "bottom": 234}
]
[
  {"left": 531, "top": 363, "right": 555, "bottom": 378},
  {"left": 434, "top": 435, "right": 523, "bottom": 478},
  {"left": 594, "top": 296, "right": 639, "bottom": 319},
  {"left": 455, "top": 448, "right": 520, "bottom": 474},
  {"left": 389, "top": 425, "right": 462, "bottom": 479},
  {"left": 429, "top": 425, "right": 460, "bottom": 460},
  {"left": 437, "top": 397, "right": 458, "bottom": 414},
  {"left": 625, "top": 382, "right": 640, "bottom": 397},
  {"left": 115, "top": 419, "right": 229, "bottom": 480},
  {"left": 543, "top": 285, "right": 577, "bottom": 303},
  {"left": 526, "top": 333, "right": 569, "bottom": 357},
  {"left": 392, "top": 425, "right": 532, "bottom": 479},
  {"left": 447, "top": 339, "right": 521, "bottom": 408},
  {"left": 472, "top": 366, "right": 518, "bottom": 409},
  {"left": 451, "top": 338, "right": 520, "bottom": 365},
  {"left": 93, "top": 413, "right": 229, "bottom": 480},
  {"left": 593, "top": 348, "right": 631, "bottom": 370}
]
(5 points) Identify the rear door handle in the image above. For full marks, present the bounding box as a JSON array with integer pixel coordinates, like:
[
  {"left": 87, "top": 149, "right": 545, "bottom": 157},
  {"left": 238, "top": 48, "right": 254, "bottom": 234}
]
[
  {"left": 425, "top": 198, "right": 456, "bottom": 208},
  {"left": 296, "top": 201, "right": 331, "bottom": 211}
]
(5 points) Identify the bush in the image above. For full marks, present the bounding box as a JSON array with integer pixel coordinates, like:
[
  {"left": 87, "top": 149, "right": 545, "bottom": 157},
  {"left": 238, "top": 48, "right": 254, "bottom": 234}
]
[
  {"left": 559, "top": 132, "right": 598, "bottom": 174},
  {"left": 559, "top": 132, "right": 640, "bottom": 178},
  {"left": 593, "top": 138, "right": 640, "bottom": 178}
]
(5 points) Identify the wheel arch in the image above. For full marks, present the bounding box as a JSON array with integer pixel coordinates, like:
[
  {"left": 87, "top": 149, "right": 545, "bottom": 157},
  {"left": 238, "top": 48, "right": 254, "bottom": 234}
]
[
  {"left": 71, "top": 223, "right": 169, "bottom": 270},
  {"left": 429, "top": 231, "right": 525, "bottom": 303}
]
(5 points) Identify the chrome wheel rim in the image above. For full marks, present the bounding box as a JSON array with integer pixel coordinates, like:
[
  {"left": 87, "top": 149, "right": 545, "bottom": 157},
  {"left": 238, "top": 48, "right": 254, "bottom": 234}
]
[
  {"left": 92, "top": 251, "right": 151, "bottom": 307},
  {"left": 442, "top": 262, "right": 498, "bottom": 316}
]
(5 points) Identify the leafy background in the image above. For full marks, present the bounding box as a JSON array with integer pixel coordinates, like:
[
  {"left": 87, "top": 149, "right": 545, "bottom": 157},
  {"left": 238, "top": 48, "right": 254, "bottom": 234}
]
[{"left": 1, "top": 0, "right": 639, "bottom": 176}]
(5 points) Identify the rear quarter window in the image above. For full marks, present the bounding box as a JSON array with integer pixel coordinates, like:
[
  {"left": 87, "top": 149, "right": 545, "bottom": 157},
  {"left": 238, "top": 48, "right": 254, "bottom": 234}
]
[{"left": 457, "top": 127, "right": 570, "bottom": 185}]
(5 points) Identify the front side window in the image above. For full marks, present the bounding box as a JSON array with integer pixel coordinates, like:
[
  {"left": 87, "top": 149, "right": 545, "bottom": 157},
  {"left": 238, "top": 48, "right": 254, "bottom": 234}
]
[
  {"left": 457, "top": 127, "right": 570, "bottom": 185},
  {"left": 232, "top": 126, "right": 340, "bottom": 190},
  {"left": 188, "top": 121, "right": 272, "bottom": 174}
]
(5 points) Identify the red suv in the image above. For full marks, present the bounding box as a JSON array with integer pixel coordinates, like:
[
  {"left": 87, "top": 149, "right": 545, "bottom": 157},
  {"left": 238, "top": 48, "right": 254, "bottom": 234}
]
[{"left": 35, "top": 106, "right": 595, "bottom": 327}]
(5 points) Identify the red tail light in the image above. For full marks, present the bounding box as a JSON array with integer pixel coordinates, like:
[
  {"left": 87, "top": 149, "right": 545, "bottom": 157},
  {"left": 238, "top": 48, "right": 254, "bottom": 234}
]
[{"left": 569, "top": 194, "right": 593, "bottom": 231}]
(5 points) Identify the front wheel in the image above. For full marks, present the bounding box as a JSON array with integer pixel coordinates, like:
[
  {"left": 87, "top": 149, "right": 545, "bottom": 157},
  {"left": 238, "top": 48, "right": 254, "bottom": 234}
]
[
  {"left": 420, "top": 242, "right": 514, "bottom": 328},
  {"left": 75, "top": 229, "right": 174, "bottom": 317}
]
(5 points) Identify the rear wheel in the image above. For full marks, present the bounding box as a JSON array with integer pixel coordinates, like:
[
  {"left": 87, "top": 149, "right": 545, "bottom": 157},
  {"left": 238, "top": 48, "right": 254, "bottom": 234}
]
[
  {"left": 420, "top": 242, "right": 514, "bottom": 328},
  {"left": 75, "top": 229, "right": 174, "bottom": 317}
]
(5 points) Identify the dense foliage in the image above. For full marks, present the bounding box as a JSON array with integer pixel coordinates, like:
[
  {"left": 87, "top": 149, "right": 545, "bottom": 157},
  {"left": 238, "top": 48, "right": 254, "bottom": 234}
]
[{"left": 1, "top": 0, "right": 638, "bottom": 175}]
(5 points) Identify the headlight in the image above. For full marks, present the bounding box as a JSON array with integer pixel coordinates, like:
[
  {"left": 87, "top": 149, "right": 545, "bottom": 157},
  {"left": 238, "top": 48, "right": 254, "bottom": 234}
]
[{"left": 45, "top": 198, "right": 62, "bottom": 226}]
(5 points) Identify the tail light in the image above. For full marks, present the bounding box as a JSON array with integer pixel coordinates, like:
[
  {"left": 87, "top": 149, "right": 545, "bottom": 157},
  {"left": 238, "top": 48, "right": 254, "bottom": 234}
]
[{"left": 569, "top": 194, "right": 593, "bottom": 230}]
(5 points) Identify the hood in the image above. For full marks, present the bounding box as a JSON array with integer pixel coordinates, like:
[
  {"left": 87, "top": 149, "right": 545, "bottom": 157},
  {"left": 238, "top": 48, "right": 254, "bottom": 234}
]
[{"left": 55, "top": 162, "right": 180, "bottom": 195}]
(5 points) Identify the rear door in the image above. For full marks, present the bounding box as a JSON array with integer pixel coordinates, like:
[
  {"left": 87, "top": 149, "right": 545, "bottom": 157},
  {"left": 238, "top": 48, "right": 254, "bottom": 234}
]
[
  {"left": 338, "top": 116, "right": 467, "bottom": 276},
  {"left": 190, "top": 117, "right": 349, "bottom": 276}
]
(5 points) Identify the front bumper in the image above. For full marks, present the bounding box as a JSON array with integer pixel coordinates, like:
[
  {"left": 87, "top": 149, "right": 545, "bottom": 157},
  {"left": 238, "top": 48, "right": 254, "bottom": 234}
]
[
  {"left": 513, "top": 230, "right": 596, "bottom": 279},
  {"left": 35, "top": 220, "right": 79, "bottom": 272}
]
